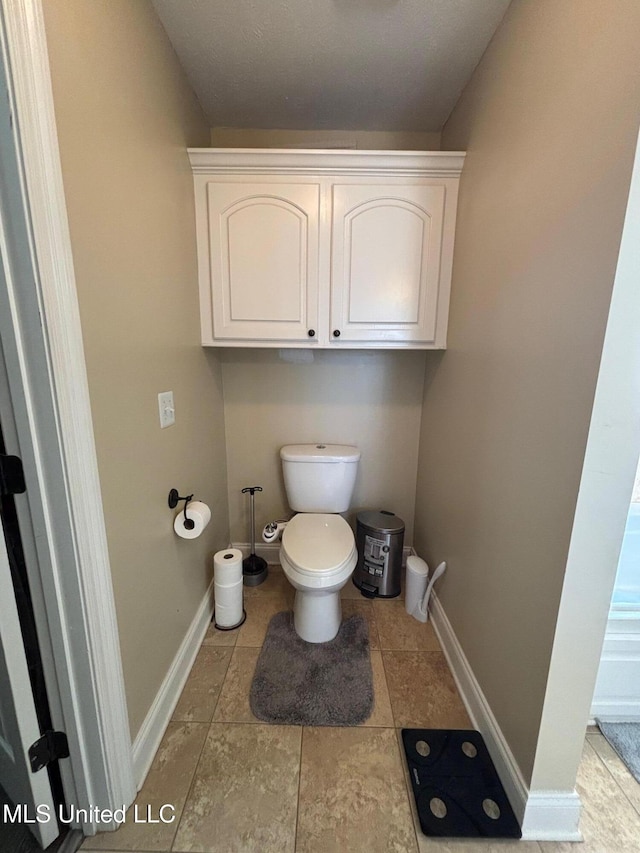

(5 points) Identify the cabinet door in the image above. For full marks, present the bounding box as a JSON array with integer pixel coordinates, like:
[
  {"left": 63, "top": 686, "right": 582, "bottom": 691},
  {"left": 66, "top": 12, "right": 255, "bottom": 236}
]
[
  {"left": 331, "top": 183, "right": 445, "bottom": 344},
  {"left": 206, "top": 181, "right": 320, "bottom": 341}
]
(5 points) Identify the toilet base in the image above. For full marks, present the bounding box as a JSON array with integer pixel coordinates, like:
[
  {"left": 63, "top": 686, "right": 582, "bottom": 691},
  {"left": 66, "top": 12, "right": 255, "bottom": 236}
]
[{"left": 293, "top": 589, "right": 341, "bottom": 643}]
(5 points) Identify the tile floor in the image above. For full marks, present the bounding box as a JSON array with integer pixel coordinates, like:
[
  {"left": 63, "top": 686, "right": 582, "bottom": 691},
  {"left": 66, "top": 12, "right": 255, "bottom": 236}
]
[{"left": 81, "top": 567, "right": 640, "bottom": 853}]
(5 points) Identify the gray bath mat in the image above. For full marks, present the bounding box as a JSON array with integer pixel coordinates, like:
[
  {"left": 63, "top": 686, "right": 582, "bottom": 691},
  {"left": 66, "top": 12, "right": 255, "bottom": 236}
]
[
  {"left": 250, "top": 611, "right": 374, "bottom": 726},
  {"left": 597, "top": 720, "right": 640, "bottom": 783}
]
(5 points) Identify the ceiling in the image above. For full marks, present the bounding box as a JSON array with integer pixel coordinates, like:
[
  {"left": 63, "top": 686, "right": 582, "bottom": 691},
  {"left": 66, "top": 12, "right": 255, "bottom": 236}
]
[{"left": 152, "top": 0, "right": 511, "bottom": 133}]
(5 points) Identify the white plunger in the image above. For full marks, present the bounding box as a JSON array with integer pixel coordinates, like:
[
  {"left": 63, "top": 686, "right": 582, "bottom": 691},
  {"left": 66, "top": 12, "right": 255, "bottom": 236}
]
[{"left": 413, "top": 561, "right": 446, "bottom": 623}]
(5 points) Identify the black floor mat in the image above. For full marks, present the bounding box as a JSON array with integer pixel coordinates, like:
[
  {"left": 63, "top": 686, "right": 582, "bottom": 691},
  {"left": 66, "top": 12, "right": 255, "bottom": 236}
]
[{"left": 401, "top": 728, "right": 521, "bottom": 839}]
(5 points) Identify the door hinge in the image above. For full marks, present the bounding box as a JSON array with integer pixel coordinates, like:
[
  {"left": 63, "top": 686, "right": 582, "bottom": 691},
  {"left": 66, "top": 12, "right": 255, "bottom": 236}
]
[
  {"left": 28, "top": 730, "right": 69, "bottom": 772},
  {"left": 0, "top": 454, "right": 26, "bottom": 496}
]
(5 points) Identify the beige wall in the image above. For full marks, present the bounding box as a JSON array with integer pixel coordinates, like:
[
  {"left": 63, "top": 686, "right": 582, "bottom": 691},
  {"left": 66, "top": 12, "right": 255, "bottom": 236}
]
[
  {"left": 210, "top": 127, "right": 441, "bottom": 150},
  {"left": 222, "top": 350, "right": 427, "bottom": 545},
  {"left": 414, "top": 0, "right": 640, "bottom": 783},
  {"left": 43, "top": 0, "right": 229, "bottom": 739}
]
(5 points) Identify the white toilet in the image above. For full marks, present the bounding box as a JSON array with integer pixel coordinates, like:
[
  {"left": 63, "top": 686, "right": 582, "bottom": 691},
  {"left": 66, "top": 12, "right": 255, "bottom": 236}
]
[{"left": 279, "top": 443, "right": 360, "bottom": 643}]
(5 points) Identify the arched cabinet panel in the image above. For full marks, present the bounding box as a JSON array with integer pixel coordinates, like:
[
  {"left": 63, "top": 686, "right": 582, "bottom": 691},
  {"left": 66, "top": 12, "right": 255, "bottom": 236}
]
[
  {"left": 331, "top": 185, "right": 445, "bottom": 343},
  {"left": 206, "top": 182, "right": 320, "bottom": 341}
]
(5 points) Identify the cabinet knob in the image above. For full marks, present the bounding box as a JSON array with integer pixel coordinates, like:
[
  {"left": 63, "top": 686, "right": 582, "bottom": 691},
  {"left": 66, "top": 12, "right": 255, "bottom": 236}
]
[
  {"left": 307, "top": 329, "right": 315, "bottom": 337},
  {"left": 333, "top": 329, "right": 341, "bottom": 338}
]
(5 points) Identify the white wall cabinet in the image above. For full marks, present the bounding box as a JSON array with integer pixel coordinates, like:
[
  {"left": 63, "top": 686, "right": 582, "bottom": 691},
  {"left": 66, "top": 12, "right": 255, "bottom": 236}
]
[{"left": 189, "top": 149, "right": 464, "bottom": 349}]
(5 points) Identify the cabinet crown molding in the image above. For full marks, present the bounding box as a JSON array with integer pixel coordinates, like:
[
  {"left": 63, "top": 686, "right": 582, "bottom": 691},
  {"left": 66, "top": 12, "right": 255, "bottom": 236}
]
[{"left": 188, "top": 147, "right": 465, "bottom": 178}]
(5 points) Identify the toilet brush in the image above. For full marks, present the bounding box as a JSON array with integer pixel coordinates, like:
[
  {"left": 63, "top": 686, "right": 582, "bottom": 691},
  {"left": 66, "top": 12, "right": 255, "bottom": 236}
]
[
  {"left": 414, "top": 561, "right": 446, "bottom": 622},
  {"left": 241, "top": 486, "right": 268, "bottom": 586}
]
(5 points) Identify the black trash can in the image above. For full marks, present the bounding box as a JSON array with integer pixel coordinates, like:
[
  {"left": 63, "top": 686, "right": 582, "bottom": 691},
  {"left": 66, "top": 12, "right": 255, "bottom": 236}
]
[{"left": 353, "top": 510, "right": 405, "bottom": 598}]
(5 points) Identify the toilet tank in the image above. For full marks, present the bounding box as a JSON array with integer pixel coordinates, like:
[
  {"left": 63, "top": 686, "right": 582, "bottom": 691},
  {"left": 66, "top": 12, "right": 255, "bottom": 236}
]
[{"left": 281, "top": 444, "right": 360, "bottom": 513}]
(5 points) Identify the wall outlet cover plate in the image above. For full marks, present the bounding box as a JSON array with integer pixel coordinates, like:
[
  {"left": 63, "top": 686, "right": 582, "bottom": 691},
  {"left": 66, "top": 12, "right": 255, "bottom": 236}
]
[{"left": 158, "top": 391, "right": 175, "bottom": 428}]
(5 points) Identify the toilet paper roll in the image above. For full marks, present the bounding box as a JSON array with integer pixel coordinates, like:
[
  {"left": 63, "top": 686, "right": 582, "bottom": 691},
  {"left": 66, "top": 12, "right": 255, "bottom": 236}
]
[
  {"left": 214, "top": 548, "right": 243, "bottom": 584},
  {"left": 173, "top": 501, "right": 211, "bottom": 539},
  {"left": 213, "top": 548, "right": 243, "bottom": 627},
  {"left": 214, "top": 598, "right": 243, "bottom": 629},
  {"left": 213, "top": 583, "right": 241, "bottom": 607}
]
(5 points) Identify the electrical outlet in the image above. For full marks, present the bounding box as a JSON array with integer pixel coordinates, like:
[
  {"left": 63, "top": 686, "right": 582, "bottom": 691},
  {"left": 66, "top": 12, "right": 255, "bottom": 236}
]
[{"left": 158, "top": 391, "right": 175, "bottom": 428}]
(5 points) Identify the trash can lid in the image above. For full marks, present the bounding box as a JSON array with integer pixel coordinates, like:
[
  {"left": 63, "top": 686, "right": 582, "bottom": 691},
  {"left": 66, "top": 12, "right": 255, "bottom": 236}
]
[{"left": 357, "top": 510, "right": 405, "bottom": 534}]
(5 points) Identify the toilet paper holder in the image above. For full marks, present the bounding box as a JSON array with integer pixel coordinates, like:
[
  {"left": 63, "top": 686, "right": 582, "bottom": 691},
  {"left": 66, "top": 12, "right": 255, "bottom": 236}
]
[{"left": 168, "top": 488, "right": 195, "bottom": 530}]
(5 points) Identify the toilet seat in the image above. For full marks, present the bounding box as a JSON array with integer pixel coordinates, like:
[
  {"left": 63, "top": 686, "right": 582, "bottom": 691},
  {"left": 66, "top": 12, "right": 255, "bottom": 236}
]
[{"left": 281, "top": 513, "right": 356, "bottom": 577}]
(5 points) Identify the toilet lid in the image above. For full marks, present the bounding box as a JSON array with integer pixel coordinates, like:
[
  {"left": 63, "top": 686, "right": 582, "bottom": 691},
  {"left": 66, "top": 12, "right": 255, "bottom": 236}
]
[{"left": 282, "top": 514, "right": 355, "bottom": 575}]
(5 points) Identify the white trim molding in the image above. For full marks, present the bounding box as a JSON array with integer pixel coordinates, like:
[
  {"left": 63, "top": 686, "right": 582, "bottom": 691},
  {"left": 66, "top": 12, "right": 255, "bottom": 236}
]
[
  {"left": 591, "top": 626, "right": 640, "bottom": 720},
  {"left": 429, "top": 593, "right": 582, "bottom": 841},
  {"left": 188, "top": 147, "right": 465, "bottom": 178},
  {"left": 428, "top": 594, "right": 529, "bottom": 822},
  {"left": 527, "top": 122, "right": 640, "bottom": 815},
  {"left": 132, "top": 582, "right": 215, "bottom": 789},
  {"left": 0, "top": 0, "right": 135, "bottom": 832},
  {"left": 521, "top": 792, "right": 582, "bottom": 842}
]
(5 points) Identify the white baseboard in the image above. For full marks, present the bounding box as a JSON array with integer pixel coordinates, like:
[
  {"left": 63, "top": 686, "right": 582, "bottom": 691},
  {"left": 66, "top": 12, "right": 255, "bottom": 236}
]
[
  {"left": 429, "top": 593, "right": 582, "bottom": 841},
  {"left": 131, "top": 581, "right": 214, "bottom": 789},
  {"left": 592, "top": 704, "right": 640, "bottom": 721},
  {"left": 593, "top": 711, "right": 640, "bottom": 722},
  {"left": 428, "top": 594, "right": 529, "bottom": 822},
  {"left": 521, "top": 792, "right": 582, "bottom": 841},
  {"left": 591, "top": 629, "right": 640, "bottom": 720}
]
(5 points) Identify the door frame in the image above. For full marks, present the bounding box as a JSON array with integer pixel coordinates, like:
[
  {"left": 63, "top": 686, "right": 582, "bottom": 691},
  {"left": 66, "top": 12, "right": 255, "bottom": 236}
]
[
  {"left": 2, "top": 0, "right": 639, "bottom": 844},
  {"left": 522, "top": 124, "right": 640, "bottom": 836},
  {"left": 0, "top": 0, "right": 135, "bottom": 834}
]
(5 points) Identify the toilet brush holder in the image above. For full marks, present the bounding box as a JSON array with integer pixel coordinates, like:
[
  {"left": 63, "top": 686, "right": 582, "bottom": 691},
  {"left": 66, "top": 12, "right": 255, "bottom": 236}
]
[
  {"left": 241, "top": 485, "right": 268, "bottom": 586},
  {"left": 406, "top": 555, "right": 429, "bottom": 620},
  {"left": 406, "top": 556, "right": 446, "bottom": 623}
]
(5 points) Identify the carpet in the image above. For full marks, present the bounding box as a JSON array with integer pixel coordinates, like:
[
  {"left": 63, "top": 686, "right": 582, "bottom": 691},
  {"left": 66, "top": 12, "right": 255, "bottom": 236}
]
[
  {"left": 402, "top": 729, "right": 521, "bottom": 839},
  {"left": 249, "top": 610, "right": 374, "bottom": 726},
  {"left": 597, "top": 720, "right": 640, "bottom": 783}
]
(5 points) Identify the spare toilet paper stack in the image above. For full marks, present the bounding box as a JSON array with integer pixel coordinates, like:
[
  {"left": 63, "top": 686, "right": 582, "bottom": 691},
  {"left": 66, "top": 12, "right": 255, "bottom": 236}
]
[
  {"left": 173, "top": 501, "right": 211, "bottom": 539},
  {"left": 213, "top": 548, "right": 244, "bottom": 629}
]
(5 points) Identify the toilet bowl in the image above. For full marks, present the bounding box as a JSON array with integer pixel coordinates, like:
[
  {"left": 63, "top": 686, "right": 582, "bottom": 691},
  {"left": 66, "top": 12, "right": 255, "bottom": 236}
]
[{"left": 280, "top": 513, "right": 357, "bottom": 643}]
